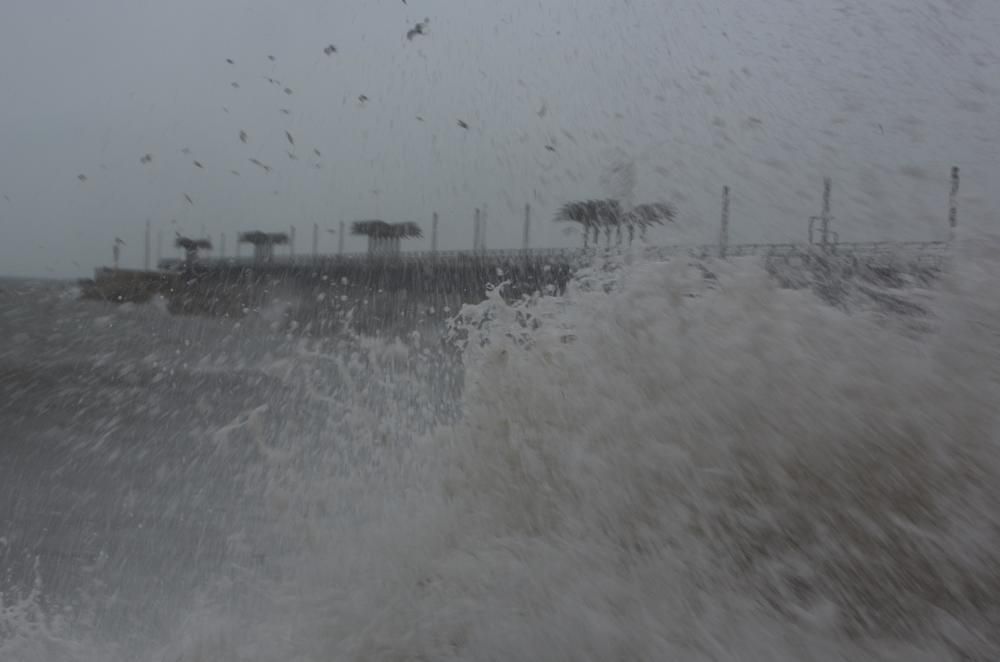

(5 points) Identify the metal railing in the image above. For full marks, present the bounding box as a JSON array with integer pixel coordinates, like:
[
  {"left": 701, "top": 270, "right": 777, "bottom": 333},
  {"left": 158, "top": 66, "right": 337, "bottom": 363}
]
[{"left": 158, "top": 240, "right": 950, "bottom": 270}]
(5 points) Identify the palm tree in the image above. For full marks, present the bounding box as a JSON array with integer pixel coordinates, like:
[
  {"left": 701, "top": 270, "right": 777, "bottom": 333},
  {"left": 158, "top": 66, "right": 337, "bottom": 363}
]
[
  {"left": 628, "top": 202, "right": 676, "bottom": 243},
  {"left": 238, "top": 231, "right": 288, "bottom": 263},
  {"left": 554, "top": 201, "right": 592, "bottom": 248},
  {"left": 556, "top": 198, "right": 675, "bottom": 248},
  {"left": 555, "top": 199, "right": 622, "bottom": 248},
  {"left": 174, "top": 235, "right": 212, "bottom": 267},
  {"left": 351, "top": 220, "right": 423, "bottom": 256}
]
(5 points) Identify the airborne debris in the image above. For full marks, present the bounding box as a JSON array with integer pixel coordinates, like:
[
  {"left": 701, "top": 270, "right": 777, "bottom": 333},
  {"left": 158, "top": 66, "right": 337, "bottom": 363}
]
[
  {"left": 287, "top": 151, "right": 298, "bottom": 160},
  {"left": 358, "top": 94, "right": 369, "bottom": 103},
  {"left": 267, "top": 55, "right": 276, "bottom": 61},
  {"left": 184, "top": 193, "right": 194, "bottom": 205},
  {"left": 77, "top": 174, "right": 87, "bottom": 182},
  {"left": 407, "top": 18, "right": 430, "bottom": 40},
  {"left": 416, "top": 115, "right": 424, "bottom": 121},
  {"left": 140, "top": 153, "right": 153, "bottom": 164},
  {"left": 239, "top": 130, "right": 248, "bottom": 143},
  {"left": 231, "top": 82, "right": 240, "bottom": 88},
  {"left": 249, "top": 158, "right": 271, "bottom": 172},
  {"left": 193, "top": 160, "right": 203, "bottom": 168},
  {"left": 538, "top": 102, "right": 547, "bottom": 118},
  {"left": 225, "top": 58, "right": 234, "bottom": 64},
  {"left": 285, "top": 130, "right": 295, "bottom": 146},
  {"left": 280, "top": 108, "right": 291, "bottom": 115},
  {"left": 313, "top": 148, "right": 321, "bottom": 157},
  {"left": 180, "top": 147, "right": 191, "bottom": 154},
  {"left": 323, "top": 44, "right": 337, "bottom": 56},
  {"left": 283, "top": 87, "right": 293, "bottom": 95},
  {"left": 545, "top": 145, "right": 556, "bottom": 152},
  {"left": 230, "top": 170, "right": 240, "bottom": 176},
  {"left": 457, "top": 119, "right": 469, "bottom": 129}
]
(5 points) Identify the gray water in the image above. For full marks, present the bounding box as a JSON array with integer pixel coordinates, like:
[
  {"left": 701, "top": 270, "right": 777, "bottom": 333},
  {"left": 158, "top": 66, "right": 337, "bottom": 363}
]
[{"left": 1, "top": 244, "right": 998, "bottom": 660}]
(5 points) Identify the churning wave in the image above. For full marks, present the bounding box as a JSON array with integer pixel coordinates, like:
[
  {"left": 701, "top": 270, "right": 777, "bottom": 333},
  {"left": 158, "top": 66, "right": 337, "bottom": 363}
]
[{"left": 3, "top": 234, "right": 998, "bottom": 661}]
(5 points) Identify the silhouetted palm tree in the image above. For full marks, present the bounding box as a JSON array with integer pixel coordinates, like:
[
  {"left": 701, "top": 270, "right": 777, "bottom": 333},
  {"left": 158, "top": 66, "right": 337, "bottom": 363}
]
[
  {"left": 351, "top": 220, "right": 423, "bottom": 256},
  {"left": 556, "top": 198, "right": 675, "bottom": 248},
  {"left": 629, "top": 202, "right": 676, "bottom": 243},
  {"left": 554, "top": 201, "right": 592, "bottom": 248},
  {"left": 175, "top": 235, "right": 212, "bottom": 266},
  {"left": 238, "top": 231, "right": 288, "bottom": 262}
]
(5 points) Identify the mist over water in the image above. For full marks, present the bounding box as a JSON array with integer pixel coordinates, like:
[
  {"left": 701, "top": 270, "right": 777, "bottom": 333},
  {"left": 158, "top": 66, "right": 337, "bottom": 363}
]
[{"left": 2, "top": 231, "right": 997, "bottom": 660}]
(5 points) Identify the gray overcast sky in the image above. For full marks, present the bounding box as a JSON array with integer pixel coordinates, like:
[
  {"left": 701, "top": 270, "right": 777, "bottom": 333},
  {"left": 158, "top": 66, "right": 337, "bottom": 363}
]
[{"left": 1, "top": 0, "right": 998, "bottom": 277}]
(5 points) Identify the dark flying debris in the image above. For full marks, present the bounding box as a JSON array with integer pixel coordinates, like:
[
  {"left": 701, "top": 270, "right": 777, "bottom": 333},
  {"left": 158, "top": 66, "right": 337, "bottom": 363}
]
[
  {"left": 457, "top": 119, "right": 469, "bottom": 129},
  {"left": 407, "top": 18, "right": 430, "bottom": 40},
  {"left": 249, "top": 158, "right": 271, "bottom": 172},
  {"left": 180, "top": 147, "right": 191, "bottom": 154},
  {"left": 358, "top": 94, "right": 369, "bottom": 103},
  {"left": 323, "top": 44, "right": 337, "bottom": 55},
  {"left": 231, "top": 82, "right": 240, "bottom": 88},
  {"left": 231, "top": 170, "right": 240, "bottom": 176},
  {"left": 313, "top": 148, "right": 321, "bottom": 157},
  {"left": 267, "top": 55, "right": 276, "bottom": 61},
  {"left": 545, "top": 145, "right": 556, "bottom": 152},
  {"left": 226, "top": 58, "right": 234, "bottom": 64},
  {"left": 287, "top": 151, "right": 298, "bottom": 160},
  {"left": 140, "top": 153, "right": 153, "bottom": 164},
  {"left": 239, "top": 130, "right": 248, "bottom": 143},
  {"left": 184, "top": 193, "right": 194, "bottom": 205},
  {"left": 193, "top": 160, "right": 204, "bottom": 168},
  {"left": 280, "top": 108, "right": 291, "bottom": 115},
  {"left": 114, "top": 237, "right": 126, "bottom": 245},
  {"left": 77, "top": 174, "right": 87, "bottom": 182},
  {"left": 416, "top": 115, "right": 424, "bottom": 121},
  {"left": 538, "top": 102, "right": 547, "bottom": 118},
  {"left": 284, "top": 87, "right": 293, "bottom": 95},
  {"left": 285, "top": 130, "right": 295, "bottom": 146}
]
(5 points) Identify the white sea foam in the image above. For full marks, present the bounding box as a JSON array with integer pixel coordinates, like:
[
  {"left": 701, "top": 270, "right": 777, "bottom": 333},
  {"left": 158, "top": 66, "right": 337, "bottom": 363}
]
[{"left": 3, "top": 235, "right": 998, "bottom": 661}]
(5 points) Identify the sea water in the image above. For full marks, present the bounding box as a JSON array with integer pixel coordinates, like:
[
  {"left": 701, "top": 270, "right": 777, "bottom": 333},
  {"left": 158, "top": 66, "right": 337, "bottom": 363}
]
[{"left": 1, "top": 235, "right": 997, "bottom": 661}]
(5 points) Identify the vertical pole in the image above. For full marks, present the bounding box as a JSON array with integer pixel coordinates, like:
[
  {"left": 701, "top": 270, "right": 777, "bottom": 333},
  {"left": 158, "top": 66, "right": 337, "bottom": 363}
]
[
  {"left": 312, "top": 222, "right": 319, "bottom": 263},
  {"left": 719, "top": 186, "right": 730, "bottom": 258},
  {"left": 144, "top": 219, "right": 151, "bottom": 270},
  {"left": 431, "top": 212, "right": 439, "bottom": 253},
  {"left": 821, "top": 177, "right": 832, "bottom": 251},
  {"left": 523, "top": 203, "right": 531, "bottom": 250},
  {"left": 156, "top": 230, "right": 163, "bottom": 265},
  {"left": 338, "top": 221, "right": 345, "bottom": 254},
  {"left": 473, "top": 208, "right": 481, "bottom": 252},
  {"left": 949, "top": 166, "right": 959, "bottom": 241},
  {"left": 480, "top": 205, "right": 487, "bottom": 250}
]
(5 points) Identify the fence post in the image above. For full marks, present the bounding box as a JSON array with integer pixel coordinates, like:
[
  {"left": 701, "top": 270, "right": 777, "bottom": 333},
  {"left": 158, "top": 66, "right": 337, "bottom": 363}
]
[
  {"left": 821, "top": 177, "right": 832, "bottom": 251},
  {"left": 431, "top": 212, "right": 439, "bottom": 253},
  {"left": 949, "top": 166, "right": 959, "bottom": 241},
  {"left": 144, "top": 219, "right": 151, "bottom": 270},
  {"left": 473, "top": 208, "right": 481, "bottom": 252},
  {"left": 523, "top": 203, "right": 531, "bottom": 250},
  {"left": 719, "top": 186, "right": 730, "bottom": 258}
]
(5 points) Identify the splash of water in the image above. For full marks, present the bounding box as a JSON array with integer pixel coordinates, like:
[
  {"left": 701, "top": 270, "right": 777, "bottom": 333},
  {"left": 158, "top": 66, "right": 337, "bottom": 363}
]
[{"left": 3, "top": 236, "right": 998, "bottom": 661}]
